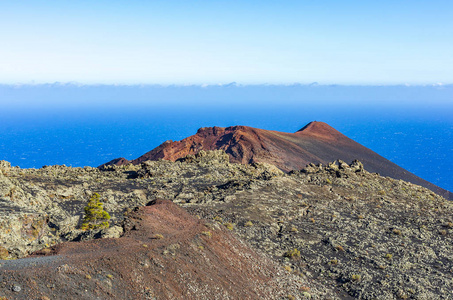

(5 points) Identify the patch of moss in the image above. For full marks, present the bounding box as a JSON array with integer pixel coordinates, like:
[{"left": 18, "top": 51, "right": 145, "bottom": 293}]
[{"left": 0, "top": 246, "right": 9, "bottom": 260}]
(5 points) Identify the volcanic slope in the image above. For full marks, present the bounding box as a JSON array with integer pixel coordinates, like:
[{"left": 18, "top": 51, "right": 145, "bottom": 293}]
[
  {"left": 2, "top": 153, "right": 453, "bottom": 299},
  {"left": 0, "top": 200, "right": 321, "bottom": 300},
  {"left": 104, "top": 121, "right": 452, "bottom": 200}
]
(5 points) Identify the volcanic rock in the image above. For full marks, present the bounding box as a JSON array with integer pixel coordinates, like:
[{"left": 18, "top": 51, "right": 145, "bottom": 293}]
[
  {"left": 98, "top": 157, "right": 130, "bottom": 168},
  {"left": 0, "top": 200, "right": 318, "bottom": 299},
  {"left": 1, "top": 153, "right": 452, "bottom": 299},
  {"left": 109, "top": 121, "right": 452, "bottom": 200}
]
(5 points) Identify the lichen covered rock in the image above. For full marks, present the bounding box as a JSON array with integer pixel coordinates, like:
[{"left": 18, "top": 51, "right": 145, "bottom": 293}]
[{"left": 0, "top": 152, "right": 451, "bottom": 299}]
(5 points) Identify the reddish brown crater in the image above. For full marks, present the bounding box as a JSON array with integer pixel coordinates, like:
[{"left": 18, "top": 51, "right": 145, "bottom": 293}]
[{"left": 103, "top": 121, "right": 452, "bottom": 200}]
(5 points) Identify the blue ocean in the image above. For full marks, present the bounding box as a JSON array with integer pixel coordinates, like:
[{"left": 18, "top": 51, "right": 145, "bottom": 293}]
[{"left": 1, "top": 84, "right": 452, "bottom": 192}]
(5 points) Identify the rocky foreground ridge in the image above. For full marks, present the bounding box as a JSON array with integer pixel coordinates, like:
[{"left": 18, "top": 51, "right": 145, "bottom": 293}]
[
  {"left": 102, "top": 121, "right": 453, "bottom": 201},
  {"left": 1, "top": 152, "right": 453, "bottom": 299}
]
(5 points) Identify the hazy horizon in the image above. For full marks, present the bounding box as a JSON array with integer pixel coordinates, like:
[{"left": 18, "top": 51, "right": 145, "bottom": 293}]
[{"left": 1, "top": 1, "right": 452, "bottom": 85}]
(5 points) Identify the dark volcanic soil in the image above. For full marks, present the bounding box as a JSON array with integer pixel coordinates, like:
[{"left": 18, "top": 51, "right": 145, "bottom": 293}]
[
  {"left": 101, "top": 121, "right": 452, "bottom": 200},
  {"left": 0, "top": 200, "right": 315, "bottom": 300}
]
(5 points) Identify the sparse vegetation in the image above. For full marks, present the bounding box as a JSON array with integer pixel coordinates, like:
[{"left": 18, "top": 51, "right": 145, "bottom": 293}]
[
  {"left": 81, "top": 193, "right": 110, "bottom": 230},
  {"left": 201, "top": 231, "right": 212, "bottom": 238},
  {"left": 284, "top": 248, "right": 301, "bottom": 258},
  {"left": 244, "top": 221, "right": 253, "bottom": 227},
  {"left": 224, "top": 222, "right": 234, "bottom": 230},
  {"left": 1, "top": 154, "right": 453, "bottom": 299},
  {"left": 351, "top": 274, "right": 361, "bottom": 282},
  {"left": 0, "top": 246, "right": 9, "bottom": 260}
]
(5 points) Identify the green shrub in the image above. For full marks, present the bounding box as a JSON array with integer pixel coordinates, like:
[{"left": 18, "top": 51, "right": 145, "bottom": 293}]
[
  {"left": 284, "top": 248, "right": 301, "bottom": 258},
  {"left": 153, "top": 234, "right": 164, "bottom": 239},
  {"left": 201, "top": 231, "right": 212, "bottom": 238},
  {"left": 244, "top": 221, "right": 254, "bottom": 227},
  {"left": 81, "top": 193, "right": 110, "bottom": 230},
  {"left": 224, "top": 222, "right": 234, "bottom": 230},
  {"left": 351, "top": 274, "right": 361, "bottom": 282}
]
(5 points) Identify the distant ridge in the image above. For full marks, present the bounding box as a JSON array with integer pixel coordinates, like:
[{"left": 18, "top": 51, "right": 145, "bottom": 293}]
[{"left": 101, "top": 121, "right": 452, "bottom": 200}]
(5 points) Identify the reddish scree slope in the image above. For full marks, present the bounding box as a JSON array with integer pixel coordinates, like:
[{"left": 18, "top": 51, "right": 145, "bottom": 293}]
[
  {"left": 104, "top": 121, "right": 452, "bottom": 200},
  {"left": 0, "top": 200, "right": 301, "bottom": 300}
]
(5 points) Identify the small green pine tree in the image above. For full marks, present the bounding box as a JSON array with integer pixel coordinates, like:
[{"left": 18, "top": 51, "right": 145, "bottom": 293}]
[{"left": 81, "top": 193, "right": 111, "bottom": 230}]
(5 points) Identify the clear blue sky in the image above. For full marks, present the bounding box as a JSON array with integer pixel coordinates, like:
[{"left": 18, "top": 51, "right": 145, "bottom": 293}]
[{"left": 1, "top": 1, "right": 452, "bottom": 85}]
